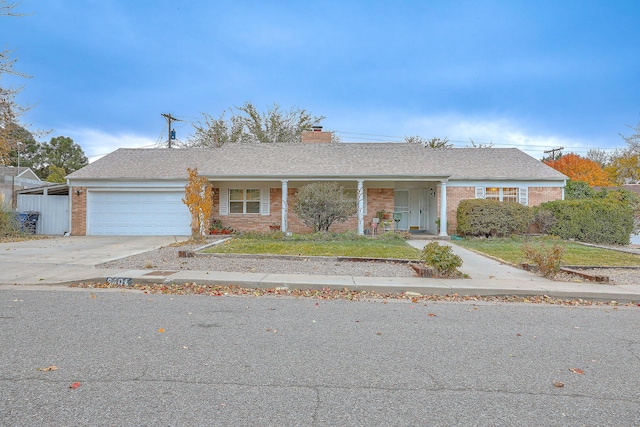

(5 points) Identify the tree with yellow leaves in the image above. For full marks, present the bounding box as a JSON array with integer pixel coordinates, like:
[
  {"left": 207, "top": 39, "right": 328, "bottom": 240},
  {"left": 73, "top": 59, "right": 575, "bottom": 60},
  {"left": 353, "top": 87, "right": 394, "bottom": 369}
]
[{"left": 182, "top": 168, "right": 213, "bottom": 240}]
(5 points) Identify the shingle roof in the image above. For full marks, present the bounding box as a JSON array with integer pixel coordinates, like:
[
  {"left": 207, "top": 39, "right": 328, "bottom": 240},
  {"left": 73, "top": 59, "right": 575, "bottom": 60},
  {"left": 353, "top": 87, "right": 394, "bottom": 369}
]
[{"left": 67, "top": 143, "right": 567, "bottom": 181}]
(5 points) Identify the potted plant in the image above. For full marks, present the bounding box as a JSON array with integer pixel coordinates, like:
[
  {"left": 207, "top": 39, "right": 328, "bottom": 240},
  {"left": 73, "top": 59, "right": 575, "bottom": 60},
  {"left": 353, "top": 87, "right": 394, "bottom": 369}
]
[
  {"left": 209, "top": 218, "right": 224, "bottom": 234},
  {"left": 376, "top": 209, "right": 387, "bottom": 222}
]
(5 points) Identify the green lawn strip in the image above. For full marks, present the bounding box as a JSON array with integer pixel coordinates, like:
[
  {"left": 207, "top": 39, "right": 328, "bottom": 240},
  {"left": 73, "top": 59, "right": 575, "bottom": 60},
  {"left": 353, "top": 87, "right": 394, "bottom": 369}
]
[
  {"left": 203, "top": 238, "right": 421, "bottom": 259},
  {"left": 455, "top": 237, "right": 640, "bottom": 267}
]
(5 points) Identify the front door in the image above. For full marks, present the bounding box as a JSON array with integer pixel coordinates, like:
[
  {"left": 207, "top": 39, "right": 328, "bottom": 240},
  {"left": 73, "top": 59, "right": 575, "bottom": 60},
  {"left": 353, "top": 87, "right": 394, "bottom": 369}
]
[{"left": 394, "top": 189, "right": 429, "bottom": 232}]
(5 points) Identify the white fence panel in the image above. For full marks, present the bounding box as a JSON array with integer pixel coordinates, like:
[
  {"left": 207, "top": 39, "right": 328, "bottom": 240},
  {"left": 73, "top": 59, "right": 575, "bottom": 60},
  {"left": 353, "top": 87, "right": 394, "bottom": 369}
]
[{"left": 17, "top": 194, "right": 69, "bottom": 235}]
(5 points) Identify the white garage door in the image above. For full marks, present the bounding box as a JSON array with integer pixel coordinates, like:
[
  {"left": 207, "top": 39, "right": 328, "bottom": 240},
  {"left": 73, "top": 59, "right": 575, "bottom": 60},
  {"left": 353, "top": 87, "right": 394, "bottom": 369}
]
[{"left": 88, "top": 191, "right": 191, "bottom": 236}]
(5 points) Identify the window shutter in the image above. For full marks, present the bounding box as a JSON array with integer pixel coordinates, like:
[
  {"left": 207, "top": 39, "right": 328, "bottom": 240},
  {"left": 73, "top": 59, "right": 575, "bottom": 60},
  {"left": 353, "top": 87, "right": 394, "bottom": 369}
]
[
  {"left": 475, "top": 187, "right": 485, "bottom": 199},
  {"left": 518, "top": 187, "right": 528, "bottom": 206},
  {"left": 219, "top": 187, "right": 229, "bottom": 216},
  {"left": 260, "top": 188, "right": 270, "bottom": 215}
]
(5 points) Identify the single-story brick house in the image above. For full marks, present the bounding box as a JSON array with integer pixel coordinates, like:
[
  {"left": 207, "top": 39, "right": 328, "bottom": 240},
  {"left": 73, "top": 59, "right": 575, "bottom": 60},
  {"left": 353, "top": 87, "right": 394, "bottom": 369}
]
[{"left": 66, "top": 130, "right": 567, "bottom": 236}]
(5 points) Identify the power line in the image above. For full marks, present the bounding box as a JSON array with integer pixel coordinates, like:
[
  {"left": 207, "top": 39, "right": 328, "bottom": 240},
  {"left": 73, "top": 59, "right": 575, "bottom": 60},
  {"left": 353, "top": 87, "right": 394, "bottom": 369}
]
[{"left": 161, "top": 113, "right": 181, "bottom": 148}]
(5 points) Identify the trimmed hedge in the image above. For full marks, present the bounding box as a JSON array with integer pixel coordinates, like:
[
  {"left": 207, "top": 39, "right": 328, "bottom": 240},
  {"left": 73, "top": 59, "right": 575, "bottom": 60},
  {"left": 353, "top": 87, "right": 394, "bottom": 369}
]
[
  {"left": 457, "top": 199, "right": 532, "bottom": 237},
  {"left": 541, "top": 199, "right": 634, "bottom": 245}
]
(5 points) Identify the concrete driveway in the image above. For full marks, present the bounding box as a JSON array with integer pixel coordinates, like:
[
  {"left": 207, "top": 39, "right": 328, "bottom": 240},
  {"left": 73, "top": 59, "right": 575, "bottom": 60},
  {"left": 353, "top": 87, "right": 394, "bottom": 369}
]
[{"left": 0, "top": 236, "right": 188, "bottom": 285}]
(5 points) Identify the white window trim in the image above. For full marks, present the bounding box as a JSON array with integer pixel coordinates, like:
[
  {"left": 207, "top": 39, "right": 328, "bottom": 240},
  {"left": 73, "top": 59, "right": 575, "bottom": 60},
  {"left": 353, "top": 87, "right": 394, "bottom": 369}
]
[
  {"left": 475, "top": 186, "right": 528, "bottom": 206},
  {"left": 220, "top": 187, "right": 270, "bottom": 215}
]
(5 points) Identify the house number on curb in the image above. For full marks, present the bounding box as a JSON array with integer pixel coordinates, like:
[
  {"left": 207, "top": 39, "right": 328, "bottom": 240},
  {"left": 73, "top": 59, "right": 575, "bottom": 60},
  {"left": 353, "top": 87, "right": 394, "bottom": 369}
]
[{"left": 106, "top": 277, "right": 133, "bottom": 286}]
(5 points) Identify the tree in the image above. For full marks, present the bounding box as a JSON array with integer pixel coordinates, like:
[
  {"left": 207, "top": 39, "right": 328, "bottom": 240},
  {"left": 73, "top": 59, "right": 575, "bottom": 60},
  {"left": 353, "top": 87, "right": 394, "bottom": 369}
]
[
  {"left": 466, "top": 138, "right": 494, "bottom": 148},
  {"left": 621, "top": 121, "right": 640, "bottom": 153},
  {"left": 404, "top": 136, "right": 453, "bottom": 148},
  {"left": 39, "top": 136, "right": 88, "bottom": 175},
  {"left": 1, "top": 1, "right": 32, "bottom": 164},
  {"left": 45, "top": 165, "right": 66, "bottom": 183},
  {"left": 292, "top": 182, "right": 357, "bottom": 232},
  {"left": 6, "top": 124, "right": 43, "bottom": 173},
  {"left": 189, "top": 102, "right": 326, "bottom": 147},
  {"left": 586, "top": 148, "right": 610, "bottom": 168},
  {"left": 605, "top": 149, "right": 640, "bottom": 185},
  {"left": 564, "top": 180, "right": 596, "bottom": 199},
  {"left": 544, "top": 153, "right": 612, "bottom": 186},
  {"left": 182, "top": 168, "right": 213, "bottom": 239}
]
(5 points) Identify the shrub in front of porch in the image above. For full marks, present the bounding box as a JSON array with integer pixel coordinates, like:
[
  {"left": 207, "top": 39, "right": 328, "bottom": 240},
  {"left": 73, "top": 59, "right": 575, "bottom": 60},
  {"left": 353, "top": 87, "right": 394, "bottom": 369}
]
[
  {"left": 457, "top": 199, "right": 532, "bottom": 237},
  {"left": 292, "top": 182, "right": 357, "bottom": 232}
]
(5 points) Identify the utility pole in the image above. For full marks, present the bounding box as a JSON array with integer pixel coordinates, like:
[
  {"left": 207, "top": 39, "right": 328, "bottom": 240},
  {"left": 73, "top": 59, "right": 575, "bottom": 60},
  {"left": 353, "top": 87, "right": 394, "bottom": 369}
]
[
  {"left": 161, "top": 113, "right": 180, "bottom": 148},
  {"left": 544, "top": 147, "right": 564, "bottom": 161}
]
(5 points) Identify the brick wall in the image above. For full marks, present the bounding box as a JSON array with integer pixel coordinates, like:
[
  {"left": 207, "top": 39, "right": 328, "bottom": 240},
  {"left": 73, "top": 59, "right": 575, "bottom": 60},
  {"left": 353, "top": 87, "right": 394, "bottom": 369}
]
[
  {"left": 528, "top": 187, "right": 562, "bottom": 206},
  {"left": 211, "top": 187, "right": 396, "bottom": 233},
  {"left": 71, "top": 187, "right": 87, "bottom": 236},
  {"left": 438, "top": 186, "right": 475, "bottom": 235},
  {"left": 210, "top": 185, "right": 563, "bottom": 235}
]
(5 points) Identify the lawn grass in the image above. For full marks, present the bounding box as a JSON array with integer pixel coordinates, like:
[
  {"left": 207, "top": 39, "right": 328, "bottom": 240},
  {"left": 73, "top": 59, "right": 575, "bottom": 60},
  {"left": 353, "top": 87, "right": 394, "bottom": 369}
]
[
  {"left": 454, "top": 237, "right": 640, "bottom": 267},
  {"left": 203, "top": 235, "right": 421, "bottom": 259}
]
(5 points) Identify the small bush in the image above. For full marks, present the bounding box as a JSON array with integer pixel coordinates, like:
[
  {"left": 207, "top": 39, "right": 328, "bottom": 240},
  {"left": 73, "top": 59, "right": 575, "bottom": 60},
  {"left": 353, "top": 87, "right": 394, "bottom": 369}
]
[
  {"left": 522, "top": 237, "right": 566, "bottom": 279},
  {"left": 457, "top": 199, "right": 533, "bottom": 237},
  {"left": 541, "top": 199, "right": 634, "bottom": 245},
  {"left": 0, "top": 208, "right": 21, "bottom": 237},
  {"left": 421, "top": 242, "right": 462, "bottom": 275}
]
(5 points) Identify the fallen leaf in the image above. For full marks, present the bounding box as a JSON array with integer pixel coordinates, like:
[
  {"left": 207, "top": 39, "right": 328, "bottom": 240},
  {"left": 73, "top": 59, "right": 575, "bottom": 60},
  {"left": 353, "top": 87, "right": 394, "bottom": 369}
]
[
  {"left": 553, "top": 381, "right": 564, "bottom": 387},
  {"left": 37, "top": 366, "right": 58, "bottom": 372},
  {"left": 91, "top": 294, "right": 96, "bottom": 299},
  {"left": 411, "top": 297, "right": 419, "bottom": 303},
  {"left": 376, "top": 331, "right": 382, "bottom": 335},
  {"left": 569, "top": 368, "right": 584, "bottom": 375},
  {"left": 428, "top": 313, "right": 437, "bottom": 317},
  {"left": 158, "top": 328, "right": 165, "bottom": 333},
  {"left": 516, "top": 333, "right": 522, "bottom": 337},
  {"left": 69, "top": 382, "right": 81, "bottom": 389}
]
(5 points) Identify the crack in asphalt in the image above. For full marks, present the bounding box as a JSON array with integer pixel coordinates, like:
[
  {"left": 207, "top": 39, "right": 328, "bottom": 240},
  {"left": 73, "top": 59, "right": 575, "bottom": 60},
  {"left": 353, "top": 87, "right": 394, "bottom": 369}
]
[{"left": 2, "top": 377, "right": 639, "bottom": 404}]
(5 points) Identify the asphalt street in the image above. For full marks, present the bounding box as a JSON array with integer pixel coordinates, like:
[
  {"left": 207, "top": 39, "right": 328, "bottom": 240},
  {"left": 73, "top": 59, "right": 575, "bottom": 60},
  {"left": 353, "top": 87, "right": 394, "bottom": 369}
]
[{"left": 1, "top": 288, "right": 639, "bottom": 426}]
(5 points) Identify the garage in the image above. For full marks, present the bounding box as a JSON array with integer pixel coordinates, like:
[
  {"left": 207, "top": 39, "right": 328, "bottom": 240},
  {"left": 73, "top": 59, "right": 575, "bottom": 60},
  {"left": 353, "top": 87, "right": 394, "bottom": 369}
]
[{"left": 88, "top": 191, "right": 191, "bottom": 236}]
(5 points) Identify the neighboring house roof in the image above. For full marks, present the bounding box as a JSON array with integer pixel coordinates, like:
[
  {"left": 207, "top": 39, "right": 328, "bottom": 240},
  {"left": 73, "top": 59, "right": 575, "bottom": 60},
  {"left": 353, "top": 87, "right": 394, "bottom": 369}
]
[
  {"left": 0, "top": 166, "right": 41, "bottom": 181},
  {"left": 67, "top": 144, "right": 568, "bottom": 182}
]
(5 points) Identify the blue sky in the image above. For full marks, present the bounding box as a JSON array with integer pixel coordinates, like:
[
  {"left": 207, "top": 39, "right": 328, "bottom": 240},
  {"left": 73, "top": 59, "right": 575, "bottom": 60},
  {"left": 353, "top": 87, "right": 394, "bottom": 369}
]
[{"left": 3, "top": 0, "right": 640, "bottom": 161}]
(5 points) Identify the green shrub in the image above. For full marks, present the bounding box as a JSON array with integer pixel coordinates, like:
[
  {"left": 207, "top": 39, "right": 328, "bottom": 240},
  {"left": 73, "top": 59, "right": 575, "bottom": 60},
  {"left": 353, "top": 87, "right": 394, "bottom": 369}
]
[
  {"left": 565, "top": 180, "right": 596, "bottom": 200},
  {"left": 522, "top": 237, "right": 566, "bottom": 279},
  {"left": 421, "top": 242, "right": 462, "bottom": 275},
  {"left": 457, "top": 199, "right": 533, "bottom": 237},
  {"left": 541, "top": 199, "right": 634, "bottom": 245}
]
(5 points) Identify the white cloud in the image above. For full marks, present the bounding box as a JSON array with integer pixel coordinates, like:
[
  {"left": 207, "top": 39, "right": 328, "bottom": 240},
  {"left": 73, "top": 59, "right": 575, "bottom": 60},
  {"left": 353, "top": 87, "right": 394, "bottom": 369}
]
[
  {"left": 58, "top": 128, "right": 160, "bottom": 162},
  {"left": 401, "top": 114, "right": 589, "bottom": 159}
]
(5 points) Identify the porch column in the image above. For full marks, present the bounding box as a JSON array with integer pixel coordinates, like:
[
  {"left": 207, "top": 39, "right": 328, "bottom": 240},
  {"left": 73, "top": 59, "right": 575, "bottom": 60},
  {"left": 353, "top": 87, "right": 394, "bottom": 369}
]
[
  {"left": 281, "top": 180, "right": 288, "bottom": 232},
  {"left": 357, "top": 179, "right": 364, "bottom": 235},
  {"left": 439, "top": 181, "right": 448, "bottom": 237}
]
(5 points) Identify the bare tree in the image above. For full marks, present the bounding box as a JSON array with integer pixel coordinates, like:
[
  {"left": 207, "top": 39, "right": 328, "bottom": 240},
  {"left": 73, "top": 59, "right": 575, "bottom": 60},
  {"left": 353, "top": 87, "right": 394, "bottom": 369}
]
[
  {"left": 189, "top": 102, "right": 325, "bottom": 147},
  {"left": 404, "top": 136, "right": 453, "bottom": 148},
  {"left": 586, "top": 148, "right": 610, "bottom": 168},
  {"left": 0, "top": 1, "right": 35, "bottom": 164},
  {"left": 621, "top": 121, "right": 640, "bottom": 154},
  {"left": 467, "top": 138, "right": 493, "bottom": 148}
]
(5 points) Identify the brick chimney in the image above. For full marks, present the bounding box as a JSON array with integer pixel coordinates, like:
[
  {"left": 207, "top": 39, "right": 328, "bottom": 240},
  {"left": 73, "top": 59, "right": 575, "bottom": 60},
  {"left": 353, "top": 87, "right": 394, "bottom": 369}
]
[{"left": 301, "top": 126, "right": 332, "bottom": 143}]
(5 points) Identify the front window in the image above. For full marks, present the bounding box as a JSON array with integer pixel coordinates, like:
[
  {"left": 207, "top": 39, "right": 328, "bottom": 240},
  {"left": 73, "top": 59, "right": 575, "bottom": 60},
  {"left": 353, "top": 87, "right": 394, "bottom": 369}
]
[
  {"left": 229, "top": 188, "right": 260, "bottom": 214},
  {"left": 484, "top": 187, "right": 519, "bottom": 202}
]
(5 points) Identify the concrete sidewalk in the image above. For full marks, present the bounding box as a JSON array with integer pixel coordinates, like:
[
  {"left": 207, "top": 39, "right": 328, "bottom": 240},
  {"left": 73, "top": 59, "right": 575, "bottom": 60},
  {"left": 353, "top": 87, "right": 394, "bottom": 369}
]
[{"left": 1, "top": 237, "right": 639, "bottom": 302}]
